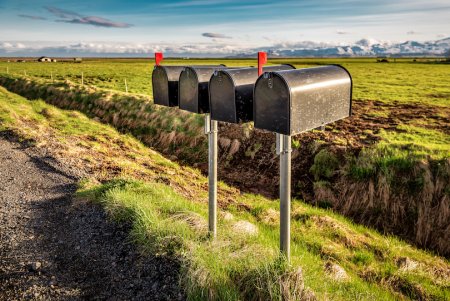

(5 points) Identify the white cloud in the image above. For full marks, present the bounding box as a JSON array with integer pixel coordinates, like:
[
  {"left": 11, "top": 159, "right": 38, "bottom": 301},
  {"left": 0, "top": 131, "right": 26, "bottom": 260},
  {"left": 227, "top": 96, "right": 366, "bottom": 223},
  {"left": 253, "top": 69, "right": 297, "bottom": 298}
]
[{"left": 0, "top": 36, "right": 447, "bottom": 57}]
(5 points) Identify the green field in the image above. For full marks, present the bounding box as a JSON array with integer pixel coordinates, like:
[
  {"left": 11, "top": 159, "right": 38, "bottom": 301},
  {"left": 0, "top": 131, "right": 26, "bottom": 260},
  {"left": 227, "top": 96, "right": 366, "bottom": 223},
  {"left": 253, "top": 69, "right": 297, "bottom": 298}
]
[{"left": 1, "top": 58, "right": 449, "bottom": 106}]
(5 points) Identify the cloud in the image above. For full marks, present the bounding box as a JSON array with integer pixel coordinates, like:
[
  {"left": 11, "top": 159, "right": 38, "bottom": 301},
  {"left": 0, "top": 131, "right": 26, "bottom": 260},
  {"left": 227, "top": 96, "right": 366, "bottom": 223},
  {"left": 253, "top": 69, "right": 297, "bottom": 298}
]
[
  {"left": 0, "top": 36, "right": 447, "bottom": 57},
  {"left": 336, "top": 30, "right": 350, "bottom": 35},
  {"left": 407, "top": 30, "right": 418, "bottom": 35},
  {"left": 18, "top": 14, "right": 47, "bottom": 20},
  {"left": 59, "top": 16, "right": 133, "bottom": 28},
  {"left": 202, "top": 33, "right": 232, "bottom": 39},
  {"left": 0, "top": 41, "right": 244, "bottom": 56},
  {"left": 45, "top": 6, "right": 132, "bottom": 28},
  {"left": 436, "top": 33, "right": 447, "bottom": 38},
  {"left": 45, "top": 6, "right": 81, "bottom": 19}
]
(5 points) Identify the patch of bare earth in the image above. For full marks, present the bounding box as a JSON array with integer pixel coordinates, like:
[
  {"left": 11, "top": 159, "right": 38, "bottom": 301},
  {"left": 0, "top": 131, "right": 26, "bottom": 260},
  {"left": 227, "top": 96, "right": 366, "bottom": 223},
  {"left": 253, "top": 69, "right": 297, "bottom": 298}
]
[{"left": 0, "top": 132, "right": 184, "bottom": 301}]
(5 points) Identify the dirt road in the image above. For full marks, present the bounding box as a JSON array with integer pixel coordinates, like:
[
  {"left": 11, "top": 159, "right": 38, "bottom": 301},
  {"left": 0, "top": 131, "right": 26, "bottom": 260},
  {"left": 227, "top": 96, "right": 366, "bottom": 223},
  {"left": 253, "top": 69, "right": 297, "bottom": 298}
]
[{"left": 0, "top": 132, "right": 184, "bottom": 300}]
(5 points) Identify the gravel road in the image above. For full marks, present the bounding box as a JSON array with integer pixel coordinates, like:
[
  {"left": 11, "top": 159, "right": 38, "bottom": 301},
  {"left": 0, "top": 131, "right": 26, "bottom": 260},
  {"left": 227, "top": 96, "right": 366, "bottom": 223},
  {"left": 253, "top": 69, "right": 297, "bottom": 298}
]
[{"left": 0, "top": 132, "right": 184, "bottom": 300}]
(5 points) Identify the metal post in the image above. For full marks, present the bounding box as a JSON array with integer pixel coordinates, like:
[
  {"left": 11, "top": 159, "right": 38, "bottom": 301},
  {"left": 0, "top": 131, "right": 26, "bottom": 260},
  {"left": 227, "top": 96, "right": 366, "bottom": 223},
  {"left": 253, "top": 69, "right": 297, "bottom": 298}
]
[
  {"left": 81, "top": 72, "right": 84, "bottom": 86},
  {"left": 124, "top": 79, "right": 128, "bottom": 93},
  {"left": 51, "top": 71, "right": 53, "bottom": 82},
  {"left": 205, "top": 113, "right": 218, "bottom": 238},
  {"left": 279, "top": 133, "right": 291, "bottom": 262}
]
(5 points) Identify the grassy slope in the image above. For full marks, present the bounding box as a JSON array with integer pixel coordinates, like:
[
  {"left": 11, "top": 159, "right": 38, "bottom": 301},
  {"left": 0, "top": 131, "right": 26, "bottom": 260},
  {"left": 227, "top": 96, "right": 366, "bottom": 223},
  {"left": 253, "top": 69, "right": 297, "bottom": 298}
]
[{"left": 0, "top": 87, "right": 448, "bottom": 300}]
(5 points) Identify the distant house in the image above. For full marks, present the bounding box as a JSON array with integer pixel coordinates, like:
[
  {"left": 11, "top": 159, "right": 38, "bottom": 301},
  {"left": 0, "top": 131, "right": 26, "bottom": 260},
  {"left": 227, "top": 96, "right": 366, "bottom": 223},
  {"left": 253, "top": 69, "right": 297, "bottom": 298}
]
[
  {"left": 74, "top": 57, "right": 82, "bottom": 63},
  {"left": 376, "top": 57, "right": 389, "bottom": 63},
  {"left": 38, "top": 56, "right": 53, "bottom": 62}
]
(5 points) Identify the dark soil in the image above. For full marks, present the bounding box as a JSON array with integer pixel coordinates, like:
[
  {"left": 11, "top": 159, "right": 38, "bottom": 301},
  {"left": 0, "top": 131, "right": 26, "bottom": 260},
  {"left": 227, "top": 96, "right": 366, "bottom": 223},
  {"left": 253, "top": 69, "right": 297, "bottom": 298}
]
[
  {"left": 0, "top": 132, "right": 184, "bottom": 301},
  {"left": 215, "top": 99, "right": 450, "bottom": 199}
]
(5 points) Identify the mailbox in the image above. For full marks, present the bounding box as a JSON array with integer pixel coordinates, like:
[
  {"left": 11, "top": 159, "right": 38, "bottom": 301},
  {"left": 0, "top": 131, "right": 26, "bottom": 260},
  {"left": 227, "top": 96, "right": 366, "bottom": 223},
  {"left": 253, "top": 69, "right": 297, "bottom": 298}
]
[
  {"left": 254, "top": 65, "right": 352, "bottom": 135},
  {"left": 179, "top": 66, "right": 228, "bottom": 114},
  {"left": 152, "top": 66, "right": 185, "bottom": 107},
  {"left": 153, "top": 65, "right": 224, "bottom": 107},
  {"left": 209, "top": 65, "right": 295, "bottom": 123}
]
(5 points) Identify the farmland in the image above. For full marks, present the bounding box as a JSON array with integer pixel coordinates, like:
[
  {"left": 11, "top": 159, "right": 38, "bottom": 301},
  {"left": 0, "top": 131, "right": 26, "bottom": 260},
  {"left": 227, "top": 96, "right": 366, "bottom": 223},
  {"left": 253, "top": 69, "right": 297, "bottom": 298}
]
[
  {"left": 1, "top": 57, "right": 449, "bottom": 106},
  {"left": 0, "top": 57, "right": 449, "bottom": 300}
]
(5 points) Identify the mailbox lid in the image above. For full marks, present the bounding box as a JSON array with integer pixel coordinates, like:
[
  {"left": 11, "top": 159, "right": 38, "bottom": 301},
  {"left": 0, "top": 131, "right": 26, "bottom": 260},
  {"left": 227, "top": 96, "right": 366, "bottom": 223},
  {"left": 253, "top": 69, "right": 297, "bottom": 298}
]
[
  {"left": 209, "top": 64, "right": 295, "bottom": 123},
  {"left": 179, "top": 66, "right": 227, "bottom": 113},
  {"left": 254, "top": 65, "right": 352, "bottom": 135}
]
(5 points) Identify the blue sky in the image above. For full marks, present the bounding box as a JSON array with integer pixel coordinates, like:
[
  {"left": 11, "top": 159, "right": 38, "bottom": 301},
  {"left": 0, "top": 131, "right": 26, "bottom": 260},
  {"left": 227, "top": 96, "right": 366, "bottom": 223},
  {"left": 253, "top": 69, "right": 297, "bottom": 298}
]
[{"left": 0, "top": 0, "right": 449, "bottom": 56}]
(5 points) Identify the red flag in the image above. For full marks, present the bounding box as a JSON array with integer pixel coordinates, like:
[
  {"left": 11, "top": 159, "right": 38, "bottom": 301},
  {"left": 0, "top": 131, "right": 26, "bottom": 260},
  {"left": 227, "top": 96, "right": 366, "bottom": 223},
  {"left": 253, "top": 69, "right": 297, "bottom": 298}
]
[
  {"left": 258, "top": 51, "right": 267, "bottom": 76},
  {"left": 155, "top": 52, "right": 163, "bottom": 66}
]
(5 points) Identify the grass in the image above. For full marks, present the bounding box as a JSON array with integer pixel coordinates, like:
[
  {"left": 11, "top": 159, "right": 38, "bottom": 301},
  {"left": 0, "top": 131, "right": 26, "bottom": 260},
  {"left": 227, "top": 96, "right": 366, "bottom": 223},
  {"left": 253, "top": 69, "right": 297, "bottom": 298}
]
[
  {"left": 78, "top": 178, "right": 450, "bottom": 301},
  {"left": 345, "top": 124, "right": 450, "bottom": 183},
  {"left": 1, "top": 57, "right": 449, "bottom": 106},
  {"left": 0, "top": 86, "right": 449, "bottom": 300},
  {"left": 378, "top": 125, "right": 450, "bottom": 160}
]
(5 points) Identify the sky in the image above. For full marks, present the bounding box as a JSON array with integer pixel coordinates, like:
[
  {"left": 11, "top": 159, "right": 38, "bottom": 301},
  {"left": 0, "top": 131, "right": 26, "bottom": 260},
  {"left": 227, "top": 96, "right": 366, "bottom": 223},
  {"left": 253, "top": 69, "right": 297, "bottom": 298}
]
[{"left": 0, "top": 0, "right": 449, "bottom": 56}]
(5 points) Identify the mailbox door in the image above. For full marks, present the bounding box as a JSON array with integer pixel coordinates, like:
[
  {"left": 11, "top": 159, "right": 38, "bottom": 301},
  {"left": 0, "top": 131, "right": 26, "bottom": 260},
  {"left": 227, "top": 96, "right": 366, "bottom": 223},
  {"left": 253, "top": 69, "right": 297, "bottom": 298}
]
[
  {"left": 254, "top": 74, "right": 291, "bottom": 134},
  {"left": 152, "top": 66, "right": 185, "bottom": 107},
  {"left": 209, "top": 71, "right": 237, "bottom": 122},
  {"left": 178, "top": 67, "right": 199, "bottom": 112},
  {"left": 152, "top": 66, "right": 170, "bottom": 106}
]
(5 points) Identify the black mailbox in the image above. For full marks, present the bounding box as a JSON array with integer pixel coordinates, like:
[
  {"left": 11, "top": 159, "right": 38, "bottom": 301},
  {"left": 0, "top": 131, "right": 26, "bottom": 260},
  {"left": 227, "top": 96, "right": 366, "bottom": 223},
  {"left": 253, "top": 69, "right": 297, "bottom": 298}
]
[
  {"left": 153, "top": 65, "right": 224, "bottom": 107},
  {"left": 179, "top": 66, "right": 227, "bottom": 114},
  {"left": 152, "top": 66, "right": 185, "bottom": 107},
  {"left": 209, "top": 65, "right": 295, "bottom": 123},
  {"left": 254, "top": 65, "right": 352, "bottom": 135}
]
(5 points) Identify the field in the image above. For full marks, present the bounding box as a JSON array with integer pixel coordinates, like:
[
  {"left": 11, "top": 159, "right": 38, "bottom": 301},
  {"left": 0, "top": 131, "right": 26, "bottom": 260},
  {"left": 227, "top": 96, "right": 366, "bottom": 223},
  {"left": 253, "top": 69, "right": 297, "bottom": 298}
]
[
  {"left": 1, "top": 58, "right": 449, "bottom": 106},
  {"left": 0, "top": 57, "right": 449, "bottom": 300}
]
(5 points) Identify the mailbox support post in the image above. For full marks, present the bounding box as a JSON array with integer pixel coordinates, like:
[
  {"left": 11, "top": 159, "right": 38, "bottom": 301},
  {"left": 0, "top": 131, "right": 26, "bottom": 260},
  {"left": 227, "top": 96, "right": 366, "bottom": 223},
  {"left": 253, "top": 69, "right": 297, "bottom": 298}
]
[
  {"left": 205, "top": 114, "right": 218, "bottom": 238},
  {"left": 278, "top": 133, "right": 292, "bottom": 262}
]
